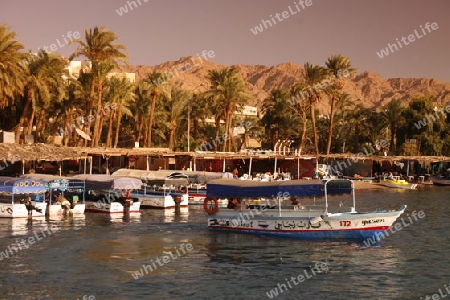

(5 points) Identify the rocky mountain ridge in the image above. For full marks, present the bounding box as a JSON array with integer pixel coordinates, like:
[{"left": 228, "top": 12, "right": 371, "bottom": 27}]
[{"left": 121, "top": 56, "right": 450, "bottom": 114}]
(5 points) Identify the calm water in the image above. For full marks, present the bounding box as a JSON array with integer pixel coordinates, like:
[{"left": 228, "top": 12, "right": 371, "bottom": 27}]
[{"left": 0, "top": 186, "right": 449, "bottom": 300}]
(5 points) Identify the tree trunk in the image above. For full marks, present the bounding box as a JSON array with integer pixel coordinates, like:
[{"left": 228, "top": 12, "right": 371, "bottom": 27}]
[
  {"left": 310, "top": 102, "right": 319, "bottom": 154},
  {"left": 106, "top": 109, "right": 114, "bottom": 147},
  {"left": 326, "top": 96, "right": 336, "bottom": 155},
  {"left": 92, "top": 82, "right": 103, "bottom": 147},
  {"left": 85, "top": 77, "right": 96, "bottom": 147},
  {"left": 15, "top": 94, "right": 32, "bottom": 143},
  {"left": 299, "top": 109, "right": 308, "bottom": 155},
  {"left": 97, "top": 115, "right": 105, "bottom": 147},
  {"left": 27, "top": 109, "right": 35, "bottom": 135},
  {"left": 214, "top": 116, "right": 221, "bottom": 151},
  {"left": 390, "top": 124, "right": 397, "bottom": 154},
  {"left": 136, "top": 115, "right": 144, "bottom": 145},
  {"left": 147, "top": 92, "right": 158, "bottom": 147},
  {"left": 113, "top": 104, "right": 123, "bottom": 148},
  {"left": 35, "top": 110, "right": 45, "bottom": 143},
  {"left": 168, "top": 121, "right": 176, "bottom": 150},
  {"left": 222, "top": 110, "right": 230, "bottom": 152}
]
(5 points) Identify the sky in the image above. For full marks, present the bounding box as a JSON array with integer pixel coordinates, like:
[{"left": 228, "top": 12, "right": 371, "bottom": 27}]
[{"left": 1, "top": 0, "right": 449, "bottom": 82}]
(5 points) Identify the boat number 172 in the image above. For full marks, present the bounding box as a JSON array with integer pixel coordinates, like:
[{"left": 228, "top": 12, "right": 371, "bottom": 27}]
[{"left": 340, "top": 220, "right": 351, "bottom": 226}]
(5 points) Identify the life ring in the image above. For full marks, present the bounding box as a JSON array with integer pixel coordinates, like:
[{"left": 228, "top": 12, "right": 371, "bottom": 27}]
[
  {"left": 178, "top": 186, "right": 188, "bottom": 194},
  {"left": 203, "top": 198, "right": 219, "bottom": 215}
]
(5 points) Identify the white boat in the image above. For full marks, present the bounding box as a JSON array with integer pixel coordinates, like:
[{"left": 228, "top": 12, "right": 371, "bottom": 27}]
[
  {"left": 203, "top": 179, "right": 406, "bottom": 241},
  {"left": 182, "top": 170, "right": 223, "bottom": 205},
  {"left": 112, "top": 169, "right": 189, "bottom": 209},
  {"left": 379, "top": 177, "right": 417, "bottom": 190},
  {"left": 21, "top": 174, "right": 86, "bottom": 217},
  {"left": 0, "top": 177, "right": 47, "bottom": 218},
  {"left": 72, "top": 174, "right": 142, "bottom": 214}
]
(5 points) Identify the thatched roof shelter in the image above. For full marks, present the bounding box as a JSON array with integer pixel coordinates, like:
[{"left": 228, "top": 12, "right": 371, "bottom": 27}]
[{"left": 1, "top": 143, "right": 449, "bottom": 165}]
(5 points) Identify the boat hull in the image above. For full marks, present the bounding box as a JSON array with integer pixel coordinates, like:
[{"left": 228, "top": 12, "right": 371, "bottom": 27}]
[
  {"left": 207, "top": 206, "right": 406, "bottom": 241},
  {"left": 84, "top": 201, "right": 140, "bottom": 214},
  {"left": 431, "top": 177, "right": 450, "bottom": 186},
  {"left": 136, "top": 193, "right": 188, "bottom": 209},
  {"left": 379, "top": 180, "right": 417, "bottom": 190},
  {"left": 47, "top": 203, "right": 86, "bottom": 216},
  {"left": 0, "top": 202, "right": 47, "bottom": 218}
]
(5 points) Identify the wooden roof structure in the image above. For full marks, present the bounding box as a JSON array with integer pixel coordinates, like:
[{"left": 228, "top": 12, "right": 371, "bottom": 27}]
[{"left": 0, "top": 143, "right": 449, "bottom": 164}]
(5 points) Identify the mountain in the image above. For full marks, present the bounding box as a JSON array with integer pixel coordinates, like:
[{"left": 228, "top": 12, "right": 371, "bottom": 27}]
[{"left": 121, "top": 56, "right": 450, "bottom": 113}]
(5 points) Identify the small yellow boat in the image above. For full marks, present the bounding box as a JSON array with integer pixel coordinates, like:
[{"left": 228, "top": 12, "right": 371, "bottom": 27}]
[{"left": 379, "top": 178, "right": 417, "bottom": 190}]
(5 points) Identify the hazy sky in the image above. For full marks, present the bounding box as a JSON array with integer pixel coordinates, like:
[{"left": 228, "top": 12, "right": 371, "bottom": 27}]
[{"left": 1, "top": 0, "right": 449, "bottom": 82}]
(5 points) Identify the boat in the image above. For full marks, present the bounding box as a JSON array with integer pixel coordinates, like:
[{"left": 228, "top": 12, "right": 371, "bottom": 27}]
[
  {"left": 111, "top": 169, "right": 189, "bottom": 209},
  {"left": 21, "top": 174, "right": 86, "bottom": 217},
  {"left": 378, "top": 177, "right": 417, "bottom": 190},
  {"left": 203, "top": 179, "right": 406, "bottom": 240},
  {"left": 0, "top": 177, "right": 47, "bottom": 218},
  {"left": 431, "top": 174, "right": 450, "bottom": 186},
  {"left": 182, "top": 170, "right": 223, "bottom": 205},
  {"left": 72, "top": 174, "right": 142, "bottom": 214},
  {"left": 342, "top": 175, "right": 375, "bottom": 181}
]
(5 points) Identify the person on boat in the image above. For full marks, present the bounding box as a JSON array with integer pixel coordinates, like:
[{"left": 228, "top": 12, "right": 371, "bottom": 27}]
[
  {"left": 232, "top": 168, "right": 239, "bottom": 178},
  {"left": 388, "top": 172, "right": 394, "bottom": 180},
  {"left": 44, "top": 191, "right": 51, "bottom": 204},
  {"left": 227, "top": 198, "right": 239, "bottom": 209}
]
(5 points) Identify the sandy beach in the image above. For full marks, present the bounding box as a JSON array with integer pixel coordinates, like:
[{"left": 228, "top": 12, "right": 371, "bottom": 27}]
[{"left": 353, "top": 180, "right": 388, "bottom": 190}]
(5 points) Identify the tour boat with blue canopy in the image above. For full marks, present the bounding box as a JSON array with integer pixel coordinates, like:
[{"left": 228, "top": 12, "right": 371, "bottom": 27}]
[
  {"left": 0, "top": 176, "right": 47, "bottom": 218},
  {"left": 112, "top": 169, "right": 189, "bottom": 209},
  {"left": 21, "top": 174, "right": 86, "bottom": 217},
  {"left": 72, "top": 174, "right": 142, "bottom": 214},
  {"left": 203, "top": 179, "right": 406, "bottom": 241}
]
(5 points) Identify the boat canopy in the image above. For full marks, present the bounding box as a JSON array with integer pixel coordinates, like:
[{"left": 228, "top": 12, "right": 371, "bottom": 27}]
[
  {"left": 20, "top": 174, "right": 85, "bottom": 191},
  {"left": 206, "top": 179, "right": 352, "bottom": 198},
  {"left": 0, "top": 176, "right": 47, "bottom": 194},
  {"left": 112, "top": 169, "right": 188, "bottom": 186},
  {"left": 72, "top": 174, "right": 142, "bottom": 190},
  {"left": 182, "top": 171, "right": 223, "bottom": 183}
]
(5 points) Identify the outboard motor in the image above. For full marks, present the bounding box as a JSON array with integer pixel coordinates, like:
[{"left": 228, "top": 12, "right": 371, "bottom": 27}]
[{"left": 173, "top": 195, "right": 182, "bottom": 214}]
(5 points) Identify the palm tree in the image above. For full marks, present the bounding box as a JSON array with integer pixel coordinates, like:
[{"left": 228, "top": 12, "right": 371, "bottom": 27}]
[
  {"left": 15, "top": 51, "right": 68, "bottom": 143},
  {"left": 261, "top": 89, "right": 297, "bottom": 149},
  {"left": 132, "top": 80, "right": 153, "bottom": 145},
  {"left": 381, "top": 99, "right": 405, "bottom": 154},
  {"left": 70, "top": 26, "right": 128, "bottom": 147},
  {"left": 302, "top": 63, "right": 328, "bottom": 154},
  {"left": 0, "top": 25, "right": 28, "bottom": 110},
  {"left": 91, "top": 60, "right": 115, "bottom": 146},
  {"left": 324, "top": 55, "right": 357, "bottom": 154},
  {"left": 145, "top": 71, "right": 165, "bottom": 147},
  {"left": 159, "top": 86, "right": 191, "bottom": 150},
  {"left": 289, "top": 82, "right": 310, "bottom": 154},
  {"left": 102, "top": 76, "right": 135, "bottom": 148},
  {"left": 204, "top": 67, "right": 252, "bottom": 151}
]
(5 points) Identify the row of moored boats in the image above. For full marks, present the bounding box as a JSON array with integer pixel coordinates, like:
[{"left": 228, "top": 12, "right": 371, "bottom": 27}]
[{"left": 0, "top": 169, "right": 213, "bottom": 219}]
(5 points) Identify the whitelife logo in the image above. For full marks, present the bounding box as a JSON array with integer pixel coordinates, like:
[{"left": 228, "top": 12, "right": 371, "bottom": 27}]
[
  {"left": 250, "top": 0, "right": 313, "bottom": 35},
  {"left": 376, "top": 22, "right": 438, "bottom": 58},
  {"left": 38, "top": 31, "right": 80, "bottom": 53}
]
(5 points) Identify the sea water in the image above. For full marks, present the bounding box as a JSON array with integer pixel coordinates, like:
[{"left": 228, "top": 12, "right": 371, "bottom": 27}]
[{"left": 0, "top": 186, "right": 449, "bottom": 300}]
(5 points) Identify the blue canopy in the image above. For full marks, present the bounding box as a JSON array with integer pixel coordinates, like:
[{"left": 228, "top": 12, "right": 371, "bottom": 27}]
[
  {"left": 206, "top": 179, "right": 352, "bottom": 198},
  {"left": 20, "top": 174, "right": 85, "bottom": 191},
  {"left": 0, "top": 176, "right": 47, "bottom": 194}
]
